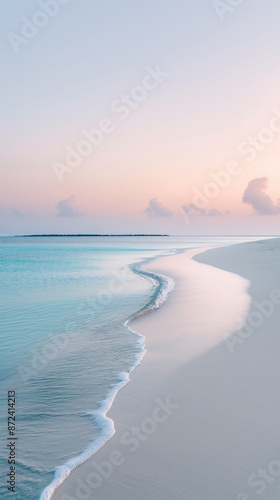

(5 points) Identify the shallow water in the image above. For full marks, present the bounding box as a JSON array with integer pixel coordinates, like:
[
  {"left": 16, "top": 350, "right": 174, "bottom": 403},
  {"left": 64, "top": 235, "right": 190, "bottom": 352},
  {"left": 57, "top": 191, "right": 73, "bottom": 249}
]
[{"left": 0, "top": 235, "right": 259, "bottom": 499}]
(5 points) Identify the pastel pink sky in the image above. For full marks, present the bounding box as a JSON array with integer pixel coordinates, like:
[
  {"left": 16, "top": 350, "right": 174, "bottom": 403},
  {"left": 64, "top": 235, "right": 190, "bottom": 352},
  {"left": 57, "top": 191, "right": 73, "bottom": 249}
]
[{"left": 1, "top": 1, "right": 280, "bottom": 235}]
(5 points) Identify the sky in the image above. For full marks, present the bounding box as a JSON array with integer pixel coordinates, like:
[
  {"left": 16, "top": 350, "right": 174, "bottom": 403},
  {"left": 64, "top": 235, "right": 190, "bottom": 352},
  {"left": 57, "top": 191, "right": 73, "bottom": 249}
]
[{"left": 1, "top": 0, "right": 280, "bottom": 235}]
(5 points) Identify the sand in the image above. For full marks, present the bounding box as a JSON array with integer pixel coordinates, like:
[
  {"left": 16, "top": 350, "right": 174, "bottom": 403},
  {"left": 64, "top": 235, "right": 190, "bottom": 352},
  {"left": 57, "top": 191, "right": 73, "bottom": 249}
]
[{"left": 53, "top": 238, "right": 280, "bottom": 500}]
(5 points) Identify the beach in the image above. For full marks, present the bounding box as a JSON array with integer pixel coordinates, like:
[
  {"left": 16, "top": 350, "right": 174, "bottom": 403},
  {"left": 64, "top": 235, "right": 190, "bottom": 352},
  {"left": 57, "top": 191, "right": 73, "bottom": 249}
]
[{"left": 53, "top": 237, "right": 280, "bottom": 500}]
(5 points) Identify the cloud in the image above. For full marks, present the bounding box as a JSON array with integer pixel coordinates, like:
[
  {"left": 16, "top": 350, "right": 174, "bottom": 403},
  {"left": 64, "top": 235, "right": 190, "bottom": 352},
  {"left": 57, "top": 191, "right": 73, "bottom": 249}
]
[
  {"left": 181, "top": 204, "right": 230, "bottom": 217},
  {"left": 181, "top": 203, "right": 206, "bottom": 216},
  {"left": 56, "top": 196, "right": 85, "bottom": 218},
  {"left": 207, "top": 208, "right": 229, "bottom": 216},
  {"left": 145, "top": 198, "right": 173, "bottom": 217},
  {"left": 0, "top": 205, "right": 24, "bottom": 217},
  {"left": 243, "top": 178, "right": 280, "bottom": 215},
  {"left": 0, "top": 205, "right": 6, "bottom": 216},
  {"left": 11, "top": 208, "right": 23, "bottom": 217}
]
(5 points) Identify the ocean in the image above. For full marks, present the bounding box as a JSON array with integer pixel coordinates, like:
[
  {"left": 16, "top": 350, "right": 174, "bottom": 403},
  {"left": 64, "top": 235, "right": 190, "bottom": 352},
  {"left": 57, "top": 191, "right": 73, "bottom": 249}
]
[{"left": 0, "top": 235, "right": 259, "bottom": 499}]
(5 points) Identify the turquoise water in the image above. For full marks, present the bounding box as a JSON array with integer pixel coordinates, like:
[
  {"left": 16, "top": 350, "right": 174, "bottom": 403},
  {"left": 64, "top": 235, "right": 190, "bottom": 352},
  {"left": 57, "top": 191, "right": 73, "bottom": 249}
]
[{"left": 0, "top": 236, "right": 260, "bottom": 499}]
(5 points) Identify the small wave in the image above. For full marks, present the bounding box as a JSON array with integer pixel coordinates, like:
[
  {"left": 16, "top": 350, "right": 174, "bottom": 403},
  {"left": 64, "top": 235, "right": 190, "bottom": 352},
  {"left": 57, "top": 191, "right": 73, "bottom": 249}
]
[
  {"left": 39, "top": 252, "right": 177, "bottom": 500},
  {"left": 127, "top": 260, "right": 175, "bottom": 320},
  {"left": 39, "top": 373, "right": 130, "bottom": 500}
]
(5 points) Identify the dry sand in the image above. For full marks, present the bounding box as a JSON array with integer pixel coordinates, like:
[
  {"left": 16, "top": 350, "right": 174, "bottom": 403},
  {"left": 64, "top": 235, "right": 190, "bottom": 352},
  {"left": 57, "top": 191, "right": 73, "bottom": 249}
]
[{"left": 54, "top": 238, "right": 280, "bottom": 500}]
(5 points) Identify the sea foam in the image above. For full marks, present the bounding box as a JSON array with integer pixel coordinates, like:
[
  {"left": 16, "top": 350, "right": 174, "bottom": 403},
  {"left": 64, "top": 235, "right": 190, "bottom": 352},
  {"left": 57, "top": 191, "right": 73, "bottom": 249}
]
[{"left": 39, "top": 257, "right": 175, "bottom": 500}]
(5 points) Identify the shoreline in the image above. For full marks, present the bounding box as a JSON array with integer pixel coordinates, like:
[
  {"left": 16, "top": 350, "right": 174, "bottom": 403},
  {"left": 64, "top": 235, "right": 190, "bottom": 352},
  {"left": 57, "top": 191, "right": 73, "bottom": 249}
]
[
  {"left": 39, "top": 251, "right": 178, "bottom": 500},
  {"left": 51, "top": 238, "right": 276, "bottom": 500}
]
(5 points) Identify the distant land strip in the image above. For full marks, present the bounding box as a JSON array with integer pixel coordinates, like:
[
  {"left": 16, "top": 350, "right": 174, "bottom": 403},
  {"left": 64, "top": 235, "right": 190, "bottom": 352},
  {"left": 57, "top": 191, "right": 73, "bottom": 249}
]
[{"left": 20, "top": 234, "right": 170, "bottom": 237}]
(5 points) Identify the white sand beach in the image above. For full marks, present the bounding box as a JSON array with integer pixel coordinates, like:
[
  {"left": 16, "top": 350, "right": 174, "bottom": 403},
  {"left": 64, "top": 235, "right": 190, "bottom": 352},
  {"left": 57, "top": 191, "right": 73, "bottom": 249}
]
[{"left": 54, "top": 238, "right": 280, "bottom": 500}]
